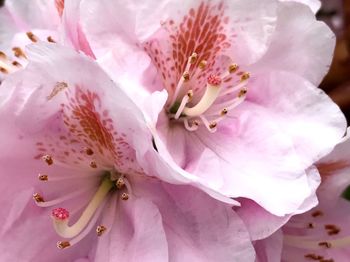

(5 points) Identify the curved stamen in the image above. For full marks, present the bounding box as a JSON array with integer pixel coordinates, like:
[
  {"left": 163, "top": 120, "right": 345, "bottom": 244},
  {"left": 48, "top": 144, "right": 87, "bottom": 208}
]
[
  {"left": 52, "top": 177, "right": 114, "bottom": 238},
  {"left": 35, "top": 186, "right": 95, "bottom": 207},
  {"left": 184, "top": 119, "right": 199, "bottom": 131},
  {"left": 183, "top": 75, "right": 222, "bottom": 117},
  {"left": 219, "top": 80, "right": 248, "bottom": 97}
]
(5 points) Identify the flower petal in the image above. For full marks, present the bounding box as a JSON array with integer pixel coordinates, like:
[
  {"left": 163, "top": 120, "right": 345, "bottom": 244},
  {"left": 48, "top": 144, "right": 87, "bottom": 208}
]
[{"left": 252, "top": 1, "right": 335, "bottom": 86}]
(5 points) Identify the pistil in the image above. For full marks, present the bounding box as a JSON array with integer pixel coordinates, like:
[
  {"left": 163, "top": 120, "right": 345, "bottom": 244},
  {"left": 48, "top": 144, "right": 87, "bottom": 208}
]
[{"left": 51, "top": 177, "right": 114, "bottom": 239}]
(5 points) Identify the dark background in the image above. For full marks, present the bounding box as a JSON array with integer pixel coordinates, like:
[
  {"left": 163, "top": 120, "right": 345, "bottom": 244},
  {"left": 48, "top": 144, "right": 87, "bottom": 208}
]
[{"left": 0, "top": 0, "right": 349, "bottom": 121}]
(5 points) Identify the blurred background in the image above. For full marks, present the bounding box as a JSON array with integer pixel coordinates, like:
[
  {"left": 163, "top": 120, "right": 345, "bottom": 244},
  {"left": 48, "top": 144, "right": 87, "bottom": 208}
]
[{"left": 0, "top": 0, "right": 349, "bottom": 121}]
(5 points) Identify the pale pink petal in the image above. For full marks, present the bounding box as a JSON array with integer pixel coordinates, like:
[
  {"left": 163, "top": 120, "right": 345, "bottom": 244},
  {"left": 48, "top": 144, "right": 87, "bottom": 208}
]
[
  {"left": 5, "top": 0, "right": 60, "bottom": 31},
  {"left": 132, "top": 179, "right": 256, "bottom": 262},
  {"left": 61, "top": 0, "right": 95, "bottom": 57},
  {"left": 253, "top": 1, "right": 334, "bottom": 85},
  {"left": 93, "top": 198, "right": 168, "bottom": 262},
  {"left": 247, "top": 71, "right": 347, "bottom": 167},
  {"left": 254, "top": 230, "right": 283, "bottom": 262}
]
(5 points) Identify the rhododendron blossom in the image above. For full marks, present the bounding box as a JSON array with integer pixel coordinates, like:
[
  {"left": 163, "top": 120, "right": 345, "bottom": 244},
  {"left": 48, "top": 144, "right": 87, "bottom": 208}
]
[
  {"left": 80, "top": 0, "right": 346, "bottom": 216},
  {"left": 0, "top": 43, "right": 255, "bottom": 261},
  {"left": 255, "top": 130, "right": 350, "bottom": 262}
]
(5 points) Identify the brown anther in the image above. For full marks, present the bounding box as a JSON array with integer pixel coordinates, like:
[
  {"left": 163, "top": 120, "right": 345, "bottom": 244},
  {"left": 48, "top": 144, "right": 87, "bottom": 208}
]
[
  {"left": 189, "top": 53, "right": 198, "bottom": 64},
  {"left": 238, "top": 89, "right": 247, "bottom": 98},
  {"left": 57, "top": 241, "right": 70, "bottom": 249},
  {"left": 0, "top": 51, "right": 6, "bottom": 59},
  {"left": 325, "top": 224, "right": 336, "bottom": 229},
  {"left": 209, "top": 122, "right": 217, "bottom": 129},
  {"left": 96, "top": 225, "right": 107, "bottom": 236},
  {"left": 47, "top": 82, "right": 68, "bottom": 100},
  {"left": 89, "top": 161, "right": 97, "bottom": 168},
  {"left": 84, "top": 147, "right": 94, "bottom": 156},
  {"left": 183, "top": 72, "right": 190, "bottom": 82},
  {"left": 304, "top": 253, "right": 323, "bottom": 260},
  {"left": 199, "top": 60, "right": 207, "bottom": 69},
  {"left": 307, "top": 223, "right": 315, "bottom": 229},
  {"left": 318, "top": 242, "right": 332, "bottom": 248},
  {"left": 325, "top": 225, "right": 340, "bottom": 235},
  {"left": 221, "top": 108, "right": 228, "bottom": 116},
  {"left": 121, "top": 192, "right": 129, "bottom": 200},
  {"left": 228, "top": 63, "right": 239, "bottom": 73},
  {"left": 33, "top": 193, "right": 44, "bottom": 203},
  {"left": 0, "top": 67, "right": 8, "bottom": 74},
  {"left": 42, "top": 155, "right": 53, "bottom": 165},
  {"left": 311, "top": 210, "right": 324, "bottom": 217},
  {"left": 193, "top": 120, "right": 199, "bottom": 126},
  {"left": 47, "top": 36, "right": 56, "bottom": 43},
  {"left": 12, "top": 47, "right": 26, "bottom": 58},
  {"left": 240, "top": 72, "right": 250, "bottom": 81},
  {"left": 116, "top": 177, "right": 125, "bottom": 189},
  {"left": 12, "top": 61, "right": 22, "bottom": 67},
  {"left": 38, "top": 174, "right": 48, "bottom": 181},
  {"left": 187, "top": 90, "right": 193, "bottom": 99},
  {"left": 26, "top": 32, "right": 38, "bottom": 42}
]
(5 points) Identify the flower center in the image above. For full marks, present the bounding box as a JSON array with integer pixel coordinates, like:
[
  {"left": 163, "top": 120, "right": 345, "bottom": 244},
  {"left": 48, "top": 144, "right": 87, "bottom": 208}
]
[
  {"left": 167, "top": 53, "right": 250, "bottom": 133},
  {"left": 33, "top": 155, "right": 132, "bottom": 249},
  {"left": 283, "top": 209, "right": 347, "bottom": 262}
]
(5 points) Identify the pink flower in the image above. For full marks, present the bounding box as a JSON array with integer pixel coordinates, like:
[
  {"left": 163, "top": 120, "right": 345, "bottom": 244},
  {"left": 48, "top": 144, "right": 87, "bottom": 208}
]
[
  {"left": 0, "top": 42, "right": 255, "bottom": 261},
  {"left": 79, "top": 0, "right": 347, "bottom": 216},
  {"left": 255, "top": 129, "right": 350, "bottom": 261}
]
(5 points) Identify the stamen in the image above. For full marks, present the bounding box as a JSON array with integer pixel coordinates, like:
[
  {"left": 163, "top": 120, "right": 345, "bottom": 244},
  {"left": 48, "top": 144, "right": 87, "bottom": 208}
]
[
  {"left": 116, "top": 177, "right": 125, "bottom": 189},
  {"left": 26, "top": 32, "right": 38, "bottom": 42},
  {"left": 189, "top": 52, "right": 198, "bottom": 64},
  {"left": 57, "top": 241, "right": 70, "bottom": 249},
  {"left": 240, "top": 72, "right": 250, "bottom": 82},
  {"left": 36, "top": 186, "right": 94, "bottom": 207},
  {"left": 184, "top": 119, "right": 199, "bottom": 131},
  {"left": 52, "top": 177, "right": 114, "bottom": 238},
  {"left": 38, "top": 174, "right": 48, "bottom": 181},
  {"left": 312, "top": 210, "right": 324, "bottom": 217},
  {"left": 199, "top": 115, "right": 217, "bottom": 133},
  {"left": 121, "top": 192, "right": 129, "bottom": 200},
  {"left": 228, "top": 64, "right": 239, "bottom": 73},
  {"left": 47, "top": 36, "right": 56, "bottom": 43},
  {"left": 96, "top": 225, "right": 107, "bottom": 236},
  {"left": 12, "top": 61, "right": 22, "bottom": 67},
  {"left": 33, "top": 193, "right": 44, "bottom": 203},
  {"left": 199, "top": 60, "right": 207, "bottom": 69},
  {"left": 89, "top": 161, "right": 97, "bottom": 168},
  {"left": 174, "top": 90, "right": 193, "bottom": 119},
  {"left": 183, "top": 74, "right": 222, "bottom": 117},
  {"left": 42, "top": 155, "right": 53, "bottom": 165},
  {"left": 219, "top": 80, "right": 247, "bottom": 97},
  {"left": 12, "top": 47, "right": 27, "bottom": 58}
]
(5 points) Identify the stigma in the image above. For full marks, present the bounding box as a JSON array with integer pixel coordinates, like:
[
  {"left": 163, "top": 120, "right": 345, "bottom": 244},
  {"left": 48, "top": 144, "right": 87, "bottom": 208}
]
[{"left": 168, "top": 52, "right": 250, "bottom": 133}]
